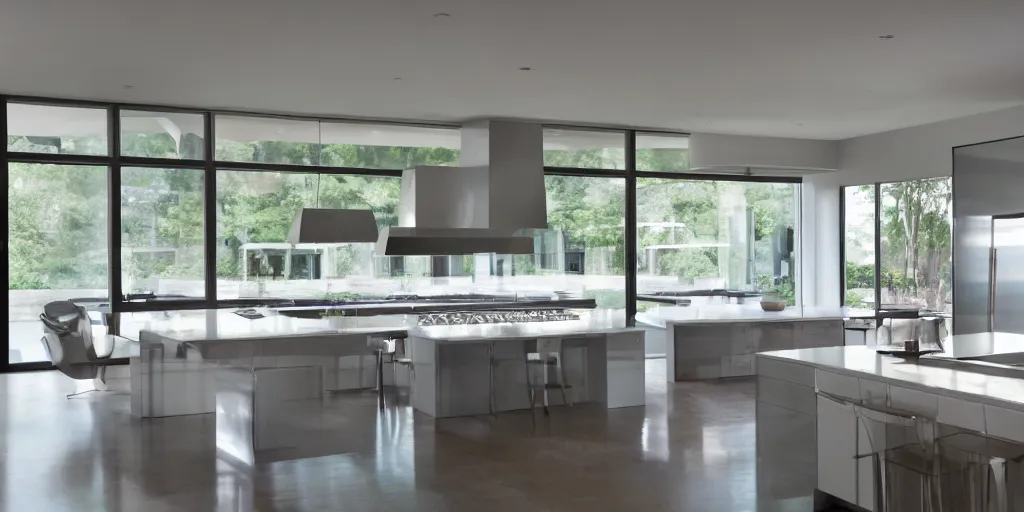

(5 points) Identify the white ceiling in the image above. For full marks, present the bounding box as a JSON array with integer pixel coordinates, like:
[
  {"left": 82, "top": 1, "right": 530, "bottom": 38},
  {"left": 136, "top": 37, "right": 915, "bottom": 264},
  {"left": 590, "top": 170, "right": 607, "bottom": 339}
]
[{"left": 2, "top": 0, "right": 1024, "bottom": 140}]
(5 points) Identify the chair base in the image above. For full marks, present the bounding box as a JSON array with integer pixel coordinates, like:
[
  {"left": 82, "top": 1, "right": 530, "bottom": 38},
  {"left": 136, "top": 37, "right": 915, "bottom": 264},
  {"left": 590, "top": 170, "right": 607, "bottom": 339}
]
[{"left": 66, "top": 388, "right": 108, "bottom": 399}]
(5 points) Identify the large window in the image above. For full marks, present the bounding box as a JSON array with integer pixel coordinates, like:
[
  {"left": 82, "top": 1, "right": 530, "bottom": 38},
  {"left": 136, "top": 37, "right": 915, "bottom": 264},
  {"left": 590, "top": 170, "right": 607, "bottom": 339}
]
[
  {"left": 215, "top": 170, "right": 401, "bottom": 300},
  {"left": 121, "top": 110, "right": 205, "bottom": 160},
  {"left": 8, "top": 95, "right": 807, "bottom": 371},
  {"left": 843, "top": 186, "right": 875, "bottom": 310},
  {"left": 215, "top": 116, "right": 460, "bottom": 168},
  {"left": 215, "top": 115, "right": 320, "bottom": 165},
  {"left": 543, "top": 128, "right": 625, "bottom": 170},
  {"left": 636, "top": 132, "right": 690, "bottom": 172},
  {"left": 528, "top": 176, "right": 626, "bottom": 310},
  {"left": 7, "top": 103, "right": 108, "bottom": 156},
  {"left": 120, "top": 167, "right": 205, "bottom": 299},
  {"left": 842, "top": 177, "right": 952, "bottom": 315},
  {"left": 879, "top": 178, "right": 952, "bottom": 312},
  {"left": 8, "top": 163, "right": 109, "bottom": 364},
  {"left": 636, "top": 179, "right": 799, "bottom": 309},
  {"left": 319, "top": 122, "right": 460, "bottom": 168}
]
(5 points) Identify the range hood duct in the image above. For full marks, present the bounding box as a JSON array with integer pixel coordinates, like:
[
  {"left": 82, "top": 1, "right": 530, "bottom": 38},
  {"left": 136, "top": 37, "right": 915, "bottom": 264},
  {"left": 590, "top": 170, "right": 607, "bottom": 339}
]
[{"left": 376, "top": 120, "right": 547, "bottom": 256}]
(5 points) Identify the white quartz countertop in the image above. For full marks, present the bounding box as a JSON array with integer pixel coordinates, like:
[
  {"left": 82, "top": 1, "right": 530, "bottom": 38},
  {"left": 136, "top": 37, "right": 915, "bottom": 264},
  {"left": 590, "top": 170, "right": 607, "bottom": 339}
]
[
  {"left": 129, "top": 308, "right": 639, "bottom": 345},
  {"left": 637, "top": 305, "right": 844, "bottom": 328},
  {"left": 759, "top": 332, "right": 1024, "bottom": 411},
  {"left": 132, "top": 308, "right": 409, "bottom": 343}
]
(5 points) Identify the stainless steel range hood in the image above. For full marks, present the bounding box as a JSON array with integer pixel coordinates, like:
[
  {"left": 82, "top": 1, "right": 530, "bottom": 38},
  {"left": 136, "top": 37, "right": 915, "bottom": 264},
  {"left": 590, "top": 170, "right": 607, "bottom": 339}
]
[
  {"left": 376, "top": 227, "right": 535, "bottom": 255},
  {"left": 375, "top": 120, "right": 547, "bottom": 256},
  {"left": 287, "top": 208, "right": 379, "bottom": 243}
]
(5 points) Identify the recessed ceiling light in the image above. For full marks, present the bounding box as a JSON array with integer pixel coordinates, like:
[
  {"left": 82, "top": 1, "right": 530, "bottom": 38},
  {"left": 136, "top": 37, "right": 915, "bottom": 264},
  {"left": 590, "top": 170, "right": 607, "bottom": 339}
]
[
  {"left": 433, "top": 12, "right": 450, "bottom": 17},
  {"left": 519, "top": 66, "right": 532, "bottom": 71},
  {"left": 879, "top": 34, "right": 895, "bottom": 39},
  {"left": 123, "top": 85, "right": 134, "bottom": 90}
]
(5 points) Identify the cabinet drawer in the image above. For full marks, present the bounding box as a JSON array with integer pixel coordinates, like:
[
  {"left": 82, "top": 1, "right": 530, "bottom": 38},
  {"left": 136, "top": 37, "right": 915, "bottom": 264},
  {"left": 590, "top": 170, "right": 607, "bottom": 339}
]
[
  {"left": 889, "top": 386, "right": 939, "bottom": 418},
  {"left": 758, "top": 357, "right": 815, "bottom": 387},
  {"left": 816, "top": 370, "right": 860, "bottom": 400},
  {"left": 985, "top": 406, "right": 1024, "bottom": 443},
  {"left": 937, "top": 396, "right": 985, "bottom": 432},
  {"left": 817, "top": 394, "right": 858, "bottom": 505},
  {"left": 758, "top": 376, "right": 816, "bottom": 415},
  {"left": 858, "top": 379, "right": 888, "bottom": 407}
]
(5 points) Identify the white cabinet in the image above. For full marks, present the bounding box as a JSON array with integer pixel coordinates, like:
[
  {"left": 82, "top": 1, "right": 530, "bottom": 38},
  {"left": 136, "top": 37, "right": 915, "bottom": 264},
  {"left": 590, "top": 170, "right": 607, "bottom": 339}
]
[
  {"left": 817, "top": 394, "right": 858, "bottom": 505},
  {"left": 815, "top": 369, "right": 860, "bottom": 399},
  {"left": 985, "top": 405, "right": 1024, "bottom": 443}
]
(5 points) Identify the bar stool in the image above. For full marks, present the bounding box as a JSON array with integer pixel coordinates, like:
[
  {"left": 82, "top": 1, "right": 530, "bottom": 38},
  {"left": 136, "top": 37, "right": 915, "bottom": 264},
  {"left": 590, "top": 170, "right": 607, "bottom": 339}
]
[
  {"left": 487, "top": 338, "right": 574, "bottom": 427},
  {"left": 852, "top": 402, "right": 942, "bottom": 512},
  {"left": 936, "top": 432, "right": 1024, "bottom": 512},
  {"left": 524, "top": 338, "right": 574, "bottom": 429},
  {"left": 369, "top": 334, "right": 408, "bottom": 410},
  {"left": 390, "top": 337, "right": 414, "bottom": 399}
]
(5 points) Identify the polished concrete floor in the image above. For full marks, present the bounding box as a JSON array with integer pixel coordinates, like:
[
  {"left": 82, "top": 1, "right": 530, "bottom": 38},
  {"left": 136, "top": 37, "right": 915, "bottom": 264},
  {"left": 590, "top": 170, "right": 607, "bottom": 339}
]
[{"left": 0, "top": 361, "right": 812, "bottom": 512}]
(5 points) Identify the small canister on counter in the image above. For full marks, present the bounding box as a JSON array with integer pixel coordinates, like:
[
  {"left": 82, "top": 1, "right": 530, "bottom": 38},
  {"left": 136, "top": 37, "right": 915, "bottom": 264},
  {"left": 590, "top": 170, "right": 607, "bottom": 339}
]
[{"left": 904, "top": 339, "right": 920, "bottom": 353}]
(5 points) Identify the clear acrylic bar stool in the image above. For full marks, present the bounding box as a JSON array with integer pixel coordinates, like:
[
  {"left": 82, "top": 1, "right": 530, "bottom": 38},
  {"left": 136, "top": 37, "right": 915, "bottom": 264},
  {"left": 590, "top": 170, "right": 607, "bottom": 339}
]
[
  {"left": 936, "top": 431, "right": 1024, "bottom": 512},
  {"left": 853, "top": 403, "right": 942, "bottom": 512}
]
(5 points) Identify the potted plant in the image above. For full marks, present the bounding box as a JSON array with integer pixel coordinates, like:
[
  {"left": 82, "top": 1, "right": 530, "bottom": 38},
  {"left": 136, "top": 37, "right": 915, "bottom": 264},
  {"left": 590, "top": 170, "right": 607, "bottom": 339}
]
[{"left": 757, "top": 276, "right": 789, "bottom": 312}]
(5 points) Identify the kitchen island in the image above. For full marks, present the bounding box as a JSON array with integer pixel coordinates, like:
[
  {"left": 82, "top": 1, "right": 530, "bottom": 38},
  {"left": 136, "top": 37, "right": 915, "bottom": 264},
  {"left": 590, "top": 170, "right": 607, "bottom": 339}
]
[
  {"left": 128, "top": 308, "right": 409, "bottom": 418},
  {"left": 755, "top": 332, "right": 1024, "bottom": 511},
  {"left": 638, "top": 305, "right": 845, "bottom": 381},
  {"left": 408, "top": 311, "right": 646, "bottom": 418},
  {"left": 126, "top": 306, "right": 643, "bottom": 420}
]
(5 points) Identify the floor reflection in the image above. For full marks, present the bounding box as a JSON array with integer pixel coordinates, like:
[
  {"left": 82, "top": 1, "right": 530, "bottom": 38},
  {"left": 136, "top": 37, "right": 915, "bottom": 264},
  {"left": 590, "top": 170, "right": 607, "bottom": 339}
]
[{"left": 0, "top": 360, "right": 782, "bottom": 511}]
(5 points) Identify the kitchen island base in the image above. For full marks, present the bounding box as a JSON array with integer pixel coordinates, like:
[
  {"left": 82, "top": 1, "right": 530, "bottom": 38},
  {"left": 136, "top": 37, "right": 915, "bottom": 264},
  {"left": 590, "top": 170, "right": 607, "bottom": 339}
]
[
  {"left": 410, "top": 331, "right": 645, "bottom": 418},
  {"left": 669, "top": 318, "right": 843, "bottom": 381}
]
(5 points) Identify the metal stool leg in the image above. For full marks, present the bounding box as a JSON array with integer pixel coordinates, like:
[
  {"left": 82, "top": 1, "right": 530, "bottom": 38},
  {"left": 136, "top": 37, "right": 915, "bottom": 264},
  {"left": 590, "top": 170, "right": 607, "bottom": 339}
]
[
  {"left": 488, "top": 342, "right": 497, "bottom": 418},
  {"left": 557, "top": 347, "right": 573, "bottom": 407},
  {"left": 66, "top": 388, "right": 99, "bottom": 399},
  {"left": 541, "top": 356, "right": 550, "bottom": 417},
  {"left": 376, "top": 349, "right": 386, "bottom": 410}
]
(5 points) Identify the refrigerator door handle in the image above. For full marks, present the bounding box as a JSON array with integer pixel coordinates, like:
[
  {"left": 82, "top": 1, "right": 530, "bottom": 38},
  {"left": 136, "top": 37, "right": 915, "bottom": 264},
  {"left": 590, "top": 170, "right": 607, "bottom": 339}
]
[{"left": 990, "top": 247, "right": 998, "bottom": 332}]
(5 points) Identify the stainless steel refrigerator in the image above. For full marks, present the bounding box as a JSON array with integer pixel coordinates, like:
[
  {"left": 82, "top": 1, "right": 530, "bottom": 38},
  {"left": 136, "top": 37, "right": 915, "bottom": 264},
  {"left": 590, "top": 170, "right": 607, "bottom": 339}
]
[{"left": 953, "top": 135, "right": 1024, "bottom": 334}]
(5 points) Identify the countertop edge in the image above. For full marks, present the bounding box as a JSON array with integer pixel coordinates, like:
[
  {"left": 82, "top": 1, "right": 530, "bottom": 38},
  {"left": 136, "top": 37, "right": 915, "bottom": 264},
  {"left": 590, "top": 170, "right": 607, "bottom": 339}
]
[
  {"left": 138, "top": 327, "right": 410, "bottom": 344},
  {"left": 756, "top": 352, "right": 1024, "bottom": 413},
  {"left": 662, "top": 316, "right": 845, "bottom": 326}
]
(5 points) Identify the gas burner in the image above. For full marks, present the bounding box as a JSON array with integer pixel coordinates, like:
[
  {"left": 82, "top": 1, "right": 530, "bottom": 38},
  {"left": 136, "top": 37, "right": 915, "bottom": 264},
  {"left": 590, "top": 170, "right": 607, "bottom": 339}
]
[{"left": 418, "top": 309, "right": 581, "bottom": 326}]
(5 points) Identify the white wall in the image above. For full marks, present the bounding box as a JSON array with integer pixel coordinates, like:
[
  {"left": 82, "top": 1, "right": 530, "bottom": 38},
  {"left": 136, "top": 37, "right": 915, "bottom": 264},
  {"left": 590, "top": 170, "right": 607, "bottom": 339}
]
[{"left": 803, "top": 104, "right": 1024, "bottom": 307}]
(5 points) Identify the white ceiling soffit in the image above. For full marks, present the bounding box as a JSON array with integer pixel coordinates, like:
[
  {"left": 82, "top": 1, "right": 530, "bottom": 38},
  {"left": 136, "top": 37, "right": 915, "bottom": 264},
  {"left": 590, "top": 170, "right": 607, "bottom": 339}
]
[
  {"left": 6, "top": 103, "right": 462, "bottom": 148},
  {"left": 688, "top": 133, "right": 838, "bottom": 174},
  {"left": 2, "top": 0, "right": 1024, "bottom": 140}
]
